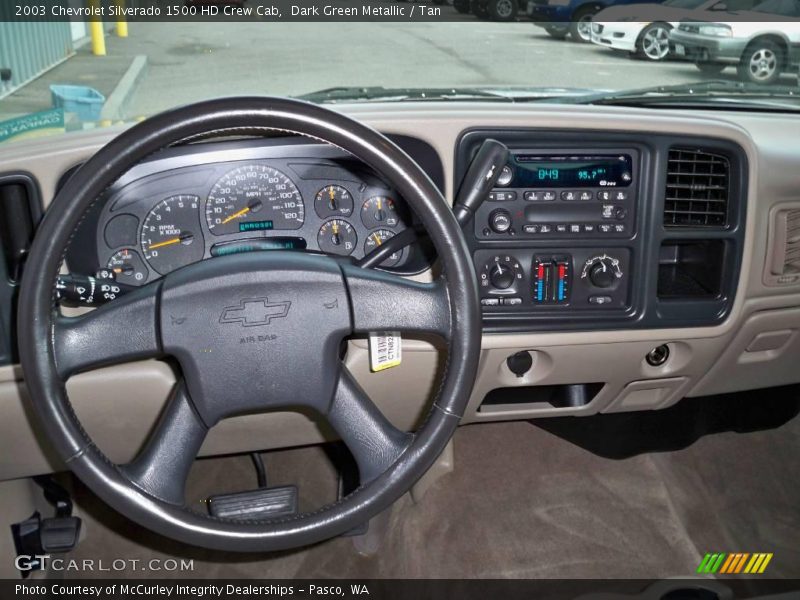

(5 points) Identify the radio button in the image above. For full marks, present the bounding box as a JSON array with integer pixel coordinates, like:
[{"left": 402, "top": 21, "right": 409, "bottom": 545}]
[
  {"left": 583, "top": 224, "right": 596, "bottom": 233},
  {"left": 561, "top": 191, "right": 577, "bottom": 201},
  {"left": 579, "top": 191, "right": 593, "bottom": 201},
  {"left": 614, "top": 224, "right": 626, "bottom": 233},
  {"left": 540, "top": 224, "right": 552, "bottom": 234},
  {"left": 589, "top": 295, "right": 613, "bottom": 305},
  {"left": 597, "top": 191, "right": 612, "bottom": 201},
  {"left": 523, "top": 191, "right": 539, "bottom": 201},
  {"left": 599, "top": 224, "right": 613, "bottom": 233},
  {"left": 602, "top": 204, "right": 615, "bottom": 219},
  {"left": 502, "top": 297, "right": 523, "bottom": 306},
  {"left": 490, "top": 191, "right": 517, "bottom": 202},
  {"left": 569, "top": 224, "right": 581, "bottom": 234},
  {"left": 556, "top": 224, "right": 568, "bottom": 234},
  {"left": 523, "top": 224, "right": 539, "bottom": 234},
  {"left": 542, "top": 191, "right": 557, "bottom": 201},
  {"left": 613, "top": 190, "right": 628, "bottom": 201},
  {"left": 489, "top": 209, "right": 513, "bottom": 233},
  {"left": 496, "top": 165, "right": 514, "bottom": 187},
  {"left": 481, "top": 297, "right": 501, "bottom": 307}
]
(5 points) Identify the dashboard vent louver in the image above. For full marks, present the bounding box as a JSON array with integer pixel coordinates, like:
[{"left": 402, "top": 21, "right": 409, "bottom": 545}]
[
  {"left": 769, "top": 207, "right": 800, "bottom": 283},
  {"left": 664, "top": 148, "right": 729, "bottom": 228}
]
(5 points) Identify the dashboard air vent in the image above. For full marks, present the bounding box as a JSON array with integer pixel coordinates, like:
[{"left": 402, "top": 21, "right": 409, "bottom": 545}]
[
  {"left": 664, "top": 148, "right": 729, "bottom": 228},
  {"left": 766, "top": 206, "right": 800, "bottom": 286}
]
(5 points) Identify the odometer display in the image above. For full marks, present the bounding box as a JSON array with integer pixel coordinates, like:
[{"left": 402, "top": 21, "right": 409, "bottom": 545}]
[{"left": 206, "top": 164, "right": 304, "bottom": 235}]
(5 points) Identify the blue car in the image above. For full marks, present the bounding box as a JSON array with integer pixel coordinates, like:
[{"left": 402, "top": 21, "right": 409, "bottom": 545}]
[{"left": 526, "top": 0, "right": 667, "bottom": 42}]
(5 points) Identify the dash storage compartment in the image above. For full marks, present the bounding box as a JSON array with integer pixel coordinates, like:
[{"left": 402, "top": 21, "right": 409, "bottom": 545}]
[{"left": 478, "top": 383, "right": 604, "bottom": 414}]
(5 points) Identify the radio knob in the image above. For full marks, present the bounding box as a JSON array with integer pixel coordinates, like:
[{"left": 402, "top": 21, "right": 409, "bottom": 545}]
[
  {"left": 589, "top": 261, "right": 617, "bottom": 288},
  {"left": 489, "top": 263, "right": 515, "bottom": 289},
  {"left": 489, "top": 209, "right": 512, "bottom": 234}
]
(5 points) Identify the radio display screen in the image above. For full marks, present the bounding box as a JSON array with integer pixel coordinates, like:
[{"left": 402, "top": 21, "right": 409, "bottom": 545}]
[{"left": 512, "top": 154, "right": 633, "bottom": 188}]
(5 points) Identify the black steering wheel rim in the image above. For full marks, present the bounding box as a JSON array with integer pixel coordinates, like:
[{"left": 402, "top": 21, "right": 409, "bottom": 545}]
[{"left": 17, "top": 97, "right": 481, "bottom": 552}]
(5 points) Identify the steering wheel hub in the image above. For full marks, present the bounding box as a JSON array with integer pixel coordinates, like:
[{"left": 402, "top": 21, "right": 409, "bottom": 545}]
[{"left": 161, "top": 252, "right": 350, "bottom": 426}]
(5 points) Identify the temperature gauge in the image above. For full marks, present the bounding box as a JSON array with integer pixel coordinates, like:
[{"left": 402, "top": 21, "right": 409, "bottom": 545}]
[
  {"left": 107, "top": 248, "right": 148, "bottom": 285},
  {"left": 317, "top": 219, "right": 357, "bottom": 256},
  {"left": 364, "top": 229, "right": 402, "bottom": 268}
]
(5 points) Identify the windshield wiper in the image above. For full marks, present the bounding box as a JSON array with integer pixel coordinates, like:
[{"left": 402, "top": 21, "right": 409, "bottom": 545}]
[
  {"left": 557, "top": 80, "right": 800, "bottom": 112},
  {"left": 297, "top": 86, "right": 515, "bottom": 104},
  {"left": 295, "top": 86, "right": 596, "bottom": 104}
]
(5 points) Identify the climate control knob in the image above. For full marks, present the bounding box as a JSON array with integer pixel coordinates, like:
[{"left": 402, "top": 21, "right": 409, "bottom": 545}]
[
  {"left": 589, "top": 262, "right": 617, "bottom": 288},
  {"left": 489, "top": 263, "right": 515, "bottom": 289},
  {"left": 489, "top": 209, "right": 512, "bottom": 234},
  {"left": 581, "top": 254, "right": 624, "bottom": 289}
]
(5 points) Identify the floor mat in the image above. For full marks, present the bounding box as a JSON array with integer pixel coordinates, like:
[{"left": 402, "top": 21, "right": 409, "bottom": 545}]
[{"left": 63, "top": 409, "right": 800, "bottom": 579}]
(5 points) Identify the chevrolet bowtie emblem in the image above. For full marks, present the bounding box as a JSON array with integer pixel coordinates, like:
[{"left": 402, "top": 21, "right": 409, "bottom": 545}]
[{"left": 219, "top": 297, "right": 291, "bottom": 327}]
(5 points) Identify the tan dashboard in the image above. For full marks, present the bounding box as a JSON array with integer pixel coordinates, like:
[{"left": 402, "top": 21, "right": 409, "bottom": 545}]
[{"left": 1, "top": 102, "right": 799, "bottom": 481}]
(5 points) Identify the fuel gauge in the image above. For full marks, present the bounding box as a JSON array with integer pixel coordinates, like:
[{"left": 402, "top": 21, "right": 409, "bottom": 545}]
[
  {"left": 317, "top": 219, "right": 357, "bottom": 256},
  {"left": 107, "top": 248, "right": 148, "bottom": 285}
]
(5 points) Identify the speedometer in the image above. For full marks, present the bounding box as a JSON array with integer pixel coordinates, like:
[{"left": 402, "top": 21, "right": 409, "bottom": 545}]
[{"left": 206, "top": 165, "right": 304, "bottom": 235}]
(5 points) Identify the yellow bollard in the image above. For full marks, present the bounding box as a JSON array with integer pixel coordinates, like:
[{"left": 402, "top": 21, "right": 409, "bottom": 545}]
[
  {"left": 89, "top": 0, "right": 106, "bottom": 56},
  {"left": 115, "top": 0, "right": 128, "bottom": 37}
]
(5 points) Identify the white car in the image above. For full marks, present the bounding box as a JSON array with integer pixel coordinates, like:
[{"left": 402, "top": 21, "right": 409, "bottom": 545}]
[
  {"left": 670, "top": 0, "right": 800, "bottom": 84},
  {"left": 590, "top": 0, "right": 758, "bottom": 60}
]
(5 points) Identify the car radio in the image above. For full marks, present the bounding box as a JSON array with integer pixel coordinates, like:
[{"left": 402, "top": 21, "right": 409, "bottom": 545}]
[{"left": 473, "top": 150, "right": 638, "bottom": 240}]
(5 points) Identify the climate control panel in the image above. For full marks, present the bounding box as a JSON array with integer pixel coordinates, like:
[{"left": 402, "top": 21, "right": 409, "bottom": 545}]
[{"left": 475, "top": 248, "right": 630, "bottom": 311}]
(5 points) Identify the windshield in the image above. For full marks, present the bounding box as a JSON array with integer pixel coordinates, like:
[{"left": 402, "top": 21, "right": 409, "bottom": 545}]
[
  {"left": 2, "top": 4, "right": 799, "bottom": 143},
  {"left": 663, "top": 0, "right": 713, "bottom": 9},
  {"left": 751, "top": 0, "right": 800, "bottom": 15}
]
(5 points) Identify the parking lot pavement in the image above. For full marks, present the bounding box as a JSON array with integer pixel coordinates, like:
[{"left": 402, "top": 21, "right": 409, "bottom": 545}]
[{"left": 123, "top": 18, "right": 754, "bottom": 118}]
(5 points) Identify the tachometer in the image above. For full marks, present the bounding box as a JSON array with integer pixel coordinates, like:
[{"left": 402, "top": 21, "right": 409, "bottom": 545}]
[
  {"left": 141, "top": 195, "right": 204, "bottom": 275},
  {"left": 206, "top": 165, "right": 304, "bottom": 235}
]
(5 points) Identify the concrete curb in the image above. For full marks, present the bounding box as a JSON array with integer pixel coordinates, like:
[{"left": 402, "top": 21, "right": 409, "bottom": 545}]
[{"left": 100, "top": 55, "right": 148, "bottom": 123}]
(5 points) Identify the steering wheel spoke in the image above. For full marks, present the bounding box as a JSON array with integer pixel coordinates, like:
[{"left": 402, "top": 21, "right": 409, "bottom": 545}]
[
  {"left": 327, "top": 367, "right": 413, "bottom": 484},
  {"left": 121, "top": 380, "right": 207, "bottom": 506},
  {"left": 53, "top": 282, "right": 161, "bottom": 379},
  {"left": 342, "top": 264, "right": 451, "bottom": 339}
]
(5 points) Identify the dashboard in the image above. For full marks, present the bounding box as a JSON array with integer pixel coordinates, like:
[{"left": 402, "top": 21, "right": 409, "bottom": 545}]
[
  {"left": 2, "top": 102, "right": 800, "bottom": 481},
  {"left": 64, "top": 139, "right": 438, "bottom": 289}
]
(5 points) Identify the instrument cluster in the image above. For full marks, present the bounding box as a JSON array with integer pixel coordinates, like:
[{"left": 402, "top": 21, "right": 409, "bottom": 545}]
[{"left": 78, "top": 141, "right": 419, "bottom": 287}]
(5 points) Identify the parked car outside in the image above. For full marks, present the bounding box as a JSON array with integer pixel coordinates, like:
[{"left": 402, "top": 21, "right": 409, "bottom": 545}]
[
  {"left": 669, "top": 0, "right": 800, "bottom": 83},
  {"left": 526, "top": 0, "right": 667, "bottom": 42},
  {"left": 470, "top": 0, "right": 528, "bottom": 20},
  {"left": 590, "top": 0, "right": 758, "bottom": 61}
]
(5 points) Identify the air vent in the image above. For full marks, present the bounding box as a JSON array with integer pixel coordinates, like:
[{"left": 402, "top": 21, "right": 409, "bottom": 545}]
[
  {"left": 664, "top": 148, "right": 729, "bottom": 227},
  {"left": 766, "top": 206, "right": 800, "bottom": 286}
]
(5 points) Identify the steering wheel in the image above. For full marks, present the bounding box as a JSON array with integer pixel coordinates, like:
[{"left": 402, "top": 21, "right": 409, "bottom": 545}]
[{"left": 17, "top": 97, "right": 480, "bottom": 552}]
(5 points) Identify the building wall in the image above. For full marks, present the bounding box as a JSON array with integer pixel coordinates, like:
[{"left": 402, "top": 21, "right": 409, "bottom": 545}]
[{"left": 0, "top": 18, "right": 75, "bottom": 99}]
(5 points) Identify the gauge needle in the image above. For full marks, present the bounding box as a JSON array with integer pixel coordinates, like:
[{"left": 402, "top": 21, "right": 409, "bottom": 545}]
[
  {"left": 221, "top": 206, "right": 251, "bottom": 224},
  {"left": 148, "top": 237, "right": 182, "bottom": 250},
  {"left": 371, "top": 233, "right": 382, "bottom": 246}
]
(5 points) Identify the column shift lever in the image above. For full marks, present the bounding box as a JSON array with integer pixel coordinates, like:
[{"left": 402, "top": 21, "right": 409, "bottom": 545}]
[
  {"left": 452, "top": 138, "right": 510, "bottom": 227},
  {"left": 356, "top": 138, "right": 509, "bottom": 268}
]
